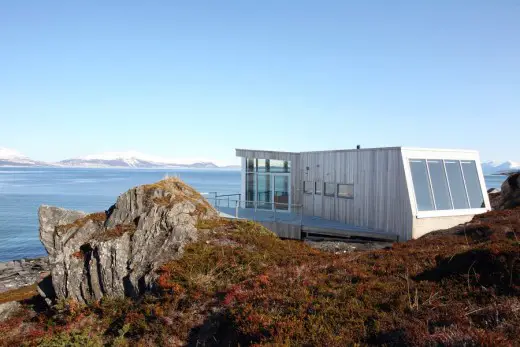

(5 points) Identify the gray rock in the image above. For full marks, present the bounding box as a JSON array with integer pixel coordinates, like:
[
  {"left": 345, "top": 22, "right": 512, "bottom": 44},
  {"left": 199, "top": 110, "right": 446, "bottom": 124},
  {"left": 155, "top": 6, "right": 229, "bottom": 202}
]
[
  {"left": 39, "top": 178, "right": 217, "bottom": 303},
  {"left": 0, "top": 257, "right": 50, "bottom": 294},
  {"left": 491, "top": 173, "right": 520, "bottom": 210},
  {"left": 0, "top": 301, "right": 22, "bottom": 321},
  {"left": 39, "top": 206, "right": 87, "bottom": 257},
  {"left": 500, "top": 173, "right": 520, "bottom": 209}
]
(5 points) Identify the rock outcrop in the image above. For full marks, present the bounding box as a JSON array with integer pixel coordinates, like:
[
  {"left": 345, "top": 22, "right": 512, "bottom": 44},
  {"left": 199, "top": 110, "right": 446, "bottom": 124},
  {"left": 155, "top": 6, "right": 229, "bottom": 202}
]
[
  {"left": 38, "top": 178, "right": 217, "bottom": 303},
  {"left": 490, "top": 173, "right": 520, "bottom": 210},
  {"left": 0, "top": 257, "right": 49, "bottom": 294}
]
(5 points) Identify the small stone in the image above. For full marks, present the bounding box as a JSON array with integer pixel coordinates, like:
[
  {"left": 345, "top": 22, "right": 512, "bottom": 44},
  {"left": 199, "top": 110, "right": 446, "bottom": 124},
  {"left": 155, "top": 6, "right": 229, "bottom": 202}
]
[{"left": 0, "top": 301, "right": 22, "bottom": 322}]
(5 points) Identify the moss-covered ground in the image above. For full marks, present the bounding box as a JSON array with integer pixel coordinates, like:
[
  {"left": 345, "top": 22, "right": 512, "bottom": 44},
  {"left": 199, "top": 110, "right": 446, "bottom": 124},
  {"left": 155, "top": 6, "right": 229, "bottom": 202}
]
[{"left": 1, "top": 208, "right": 519, "bottom": 346}]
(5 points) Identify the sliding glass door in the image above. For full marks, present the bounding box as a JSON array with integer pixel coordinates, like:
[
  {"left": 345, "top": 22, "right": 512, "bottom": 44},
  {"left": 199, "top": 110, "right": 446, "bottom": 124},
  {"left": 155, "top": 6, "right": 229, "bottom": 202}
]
[
  {"left": 257, "top": 174, "right": 272, "bottom": 210},
  {"left": 274, "top": 175, "right": 290, "bottom": 211}
]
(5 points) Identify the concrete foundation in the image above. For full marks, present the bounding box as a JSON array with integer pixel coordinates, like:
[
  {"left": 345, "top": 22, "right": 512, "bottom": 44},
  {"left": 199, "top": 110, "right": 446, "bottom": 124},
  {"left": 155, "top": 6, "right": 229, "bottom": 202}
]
[{"left": 412, "top": 215, "right": 474, "bottom": 239}]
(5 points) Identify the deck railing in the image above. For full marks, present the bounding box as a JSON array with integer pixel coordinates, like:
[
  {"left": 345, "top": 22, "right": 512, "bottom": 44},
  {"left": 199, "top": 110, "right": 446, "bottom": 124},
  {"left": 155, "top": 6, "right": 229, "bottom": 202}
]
[{"left": 205, "top": 196, "right": 304, "bottom": 226}]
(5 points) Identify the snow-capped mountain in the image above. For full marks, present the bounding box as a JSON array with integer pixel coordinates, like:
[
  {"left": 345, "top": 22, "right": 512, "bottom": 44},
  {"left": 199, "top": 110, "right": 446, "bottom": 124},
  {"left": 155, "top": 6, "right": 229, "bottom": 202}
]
[
  {"left": 481, "top": 161, "right": 520, "bottom": 175},
  {"left": 0, "top": 147, "right": 50, "bottom": 167},
  {"left": 57, "top": 151, "right": 220, "bottom": 168}
]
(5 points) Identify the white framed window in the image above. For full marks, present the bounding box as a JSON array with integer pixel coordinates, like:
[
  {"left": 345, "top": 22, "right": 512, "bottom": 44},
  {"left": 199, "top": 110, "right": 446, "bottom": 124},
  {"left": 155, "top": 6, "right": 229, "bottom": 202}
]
[
  {"left": 337, "top": 184, "right": 354, "bottom": 199},
  {"left": 303, "top": 181, "right": 313, "bottom": 194},
  {"left": 409, "top": 159, "right": 485, "bottom": 213},
  {"left": 324, "top": 183, "right": 335, "bottom": 196}
]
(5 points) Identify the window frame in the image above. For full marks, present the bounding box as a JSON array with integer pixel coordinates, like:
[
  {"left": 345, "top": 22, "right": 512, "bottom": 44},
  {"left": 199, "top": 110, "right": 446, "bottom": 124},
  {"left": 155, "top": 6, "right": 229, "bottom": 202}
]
[
  {"left": 337, "top": 183, "right": 354, "bottom": 199},
  {"left": 303, "top": 181, "right": 313, "bottom": 194},
  {"left": 407, "top": 157, "right": 488, "bottom": 218},
  {"left": 324, "top": 182, "right": 335, "bottom": 197},
  {"left": 314, "top": 181, "right": 322, "bottom": 195}
]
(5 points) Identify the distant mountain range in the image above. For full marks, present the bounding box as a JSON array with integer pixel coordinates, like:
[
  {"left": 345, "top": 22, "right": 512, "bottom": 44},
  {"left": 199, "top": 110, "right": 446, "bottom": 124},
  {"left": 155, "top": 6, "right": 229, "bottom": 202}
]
[
  {"left": 1, "top": 147, "right": 517, "bottom": 174},
  {"left": 481, "top": 161, "right": 520, "bottom": 175},
  {"left": 0, "top": 148, "right": 240, "bottom": 169},
  {"left": 0, "top": 148, "right": 50, "bottom": 167}
]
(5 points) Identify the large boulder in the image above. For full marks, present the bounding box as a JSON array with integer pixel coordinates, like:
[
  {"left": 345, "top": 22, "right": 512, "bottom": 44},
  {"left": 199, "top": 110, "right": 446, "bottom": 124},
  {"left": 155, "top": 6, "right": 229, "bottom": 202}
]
[
  {"left": 38, "top": 178, "right": 217, "bottom": 303},
  {"left": 491, "top": 173, "right": 520, "bottom": 210}
]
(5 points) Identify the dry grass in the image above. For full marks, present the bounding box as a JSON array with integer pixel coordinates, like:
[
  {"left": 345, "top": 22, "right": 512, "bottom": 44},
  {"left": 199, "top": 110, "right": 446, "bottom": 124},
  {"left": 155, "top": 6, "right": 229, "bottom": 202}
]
[
  {"left": 2, "top": 208, "right": 519, "bottom": 346},
  {"left": 145, "top": 177, "right": 214, "bottom": 218},
  {"left": 97, "top": 224, "right": 137, "bottom": 241},
  {"left": 56, "top": 212, "right": 106, "bottom": 234},
  {"left": 0, "top": 284, "right": 38, "bottom": 304}
]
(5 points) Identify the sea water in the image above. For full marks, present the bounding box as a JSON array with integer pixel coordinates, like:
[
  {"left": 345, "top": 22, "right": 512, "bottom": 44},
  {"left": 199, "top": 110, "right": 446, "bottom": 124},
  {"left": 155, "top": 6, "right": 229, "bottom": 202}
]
[
  {"left": 0, "top": 168, "right": 507, "bottom": 261},
  {"left": 0, "top": 168, "right": 240, "bottom": 261}
]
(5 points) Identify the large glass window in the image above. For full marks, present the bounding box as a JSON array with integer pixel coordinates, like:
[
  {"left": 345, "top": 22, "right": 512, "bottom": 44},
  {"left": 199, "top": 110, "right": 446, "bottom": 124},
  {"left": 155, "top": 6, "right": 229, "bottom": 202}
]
[
  {"left": 410, "top": 160, "right": 435, "bottom": 211},
  {"left": 461, "top": 161, "right": 485, "bottom": 208},
  {"left": 427, "top": 160, "right": 452, "bottom": 210},
  {"left": 244, "top": 157, "right": 291, "bottom": 210},
  {"left": 445, "top": 161, "right": 469, "bottom": 209},
  {"left": 247, "top": 158, "right": 290, "bottom": 173},
  {"left": 256, "top": 174, "right": 271, "bottom": 209},
  {"left": 274, "top": 176, "right": 289, "bottom": 211},
  {"left": 257, "top": 159, "right": 268, "bottom": 173},
  {"left": 245, "top": 173, "right": 255, "bottom": 208},
  {"left": 270, "top": 160, "right": 290, "bottom": 173},
  {"left": 246, "top": 158, "right": 255, "bottom": 172},
  {"left": 409, "top": 159, "right": 485, "bottom": 212}
]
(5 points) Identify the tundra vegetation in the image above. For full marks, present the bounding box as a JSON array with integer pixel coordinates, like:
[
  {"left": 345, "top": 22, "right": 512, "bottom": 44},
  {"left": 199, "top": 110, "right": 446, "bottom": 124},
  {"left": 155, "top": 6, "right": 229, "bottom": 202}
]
[{"left": 0, "top": 180, "right": 519, "bottom": 346}]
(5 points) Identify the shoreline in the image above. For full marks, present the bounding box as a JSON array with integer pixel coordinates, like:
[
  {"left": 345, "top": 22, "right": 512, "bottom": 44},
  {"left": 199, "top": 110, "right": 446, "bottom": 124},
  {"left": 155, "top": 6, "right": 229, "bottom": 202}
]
[{"left": 0, "top": 257, "right": 49, "bottom": 295}]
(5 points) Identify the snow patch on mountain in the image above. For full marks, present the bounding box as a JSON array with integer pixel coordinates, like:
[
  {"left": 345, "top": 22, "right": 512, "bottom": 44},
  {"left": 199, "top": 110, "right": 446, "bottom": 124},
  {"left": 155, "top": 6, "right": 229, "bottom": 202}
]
[
  {"left": 59, "top": 151, "right": 223, "bottom": 168},
  {"left": 481, "top": 160, "right": 520, "bottom": 175},
  {"left": 0, "top": 147, "right": 28, "bottom": 160},
  {"left": 0, "top": 147, "right": 49, "bottom": 167}
]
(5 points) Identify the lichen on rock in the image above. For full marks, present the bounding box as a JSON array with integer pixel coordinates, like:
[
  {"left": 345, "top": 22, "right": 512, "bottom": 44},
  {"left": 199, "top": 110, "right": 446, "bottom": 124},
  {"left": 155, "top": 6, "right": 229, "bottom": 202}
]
[{"left": 38, "top": 177, "right": 217, "bottom": 303}]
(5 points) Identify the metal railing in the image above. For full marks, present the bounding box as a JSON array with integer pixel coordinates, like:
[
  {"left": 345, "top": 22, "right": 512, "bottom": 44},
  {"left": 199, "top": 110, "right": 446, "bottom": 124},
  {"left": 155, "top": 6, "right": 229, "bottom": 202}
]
[{"left": 205, "top": 196, "right": 303, "bottom": 226}]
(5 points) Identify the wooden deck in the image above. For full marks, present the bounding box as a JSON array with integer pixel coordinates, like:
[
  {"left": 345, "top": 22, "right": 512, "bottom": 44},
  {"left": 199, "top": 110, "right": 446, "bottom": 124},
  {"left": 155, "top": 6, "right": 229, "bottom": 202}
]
[{"left": 215, "top": 206, "right": 398, "bottom": 242}]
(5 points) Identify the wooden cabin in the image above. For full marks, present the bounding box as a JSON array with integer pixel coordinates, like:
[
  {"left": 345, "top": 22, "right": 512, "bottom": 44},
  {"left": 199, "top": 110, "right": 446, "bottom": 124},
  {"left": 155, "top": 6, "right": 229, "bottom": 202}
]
[{"left": 236, "top": 147, "right": 491, "bottom": 241}]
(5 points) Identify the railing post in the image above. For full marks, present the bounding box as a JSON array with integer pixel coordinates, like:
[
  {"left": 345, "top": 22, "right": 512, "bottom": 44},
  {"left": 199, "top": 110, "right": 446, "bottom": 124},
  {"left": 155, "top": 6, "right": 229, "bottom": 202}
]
[{"left": 235, "top": 201, "right": 238, "bottom": 218}]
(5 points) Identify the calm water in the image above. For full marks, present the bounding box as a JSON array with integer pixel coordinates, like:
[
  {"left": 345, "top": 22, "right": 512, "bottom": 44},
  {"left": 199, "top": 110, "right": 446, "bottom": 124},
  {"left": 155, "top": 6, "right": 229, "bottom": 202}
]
[
  {"left": 0, "top": 168, "right": 507, "bottom": 262},
  {"left": 0, "top": 168, "right": 240, "bottom": 261}
]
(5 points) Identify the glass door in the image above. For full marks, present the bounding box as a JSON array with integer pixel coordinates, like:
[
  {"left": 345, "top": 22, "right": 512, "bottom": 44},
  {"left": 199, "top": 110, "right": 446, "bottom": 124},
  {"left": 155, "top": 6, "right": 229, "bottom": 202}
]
[
  {"left": 273, "top": 175, "right": 290, "bottom": 211},
  {"left": 257, "top": 174, "right": 272, "bottom": 210}
]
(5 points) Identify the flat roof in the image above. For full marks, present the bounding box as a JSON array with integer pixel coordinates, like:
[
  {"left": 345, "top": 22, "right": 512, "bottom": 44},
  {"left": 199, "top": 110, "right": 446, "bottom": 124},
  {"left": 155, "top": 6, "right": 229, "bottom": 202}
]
[{"left": 236, "top": 146, "right": 479, "bottom": 155}]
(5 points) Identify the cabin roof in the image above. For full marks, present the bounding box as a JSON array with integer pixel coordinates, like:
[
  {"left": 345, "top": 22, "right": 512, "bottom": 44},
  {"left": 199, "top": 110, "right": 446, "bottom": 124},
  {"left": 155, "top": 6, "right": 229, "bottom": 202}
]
[{"left": 236, "top": 146, "right": 479, "bottom": 157}]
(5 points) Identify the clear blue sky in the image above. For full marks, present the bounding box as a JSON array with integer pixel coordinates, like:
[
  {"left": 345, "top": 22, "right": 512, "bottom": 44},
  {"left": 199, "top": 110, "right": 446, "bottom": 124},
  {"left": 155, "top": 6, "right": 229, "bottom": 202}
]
[{"left": 1, "top": 1, "right": 519, "bottom": 165}]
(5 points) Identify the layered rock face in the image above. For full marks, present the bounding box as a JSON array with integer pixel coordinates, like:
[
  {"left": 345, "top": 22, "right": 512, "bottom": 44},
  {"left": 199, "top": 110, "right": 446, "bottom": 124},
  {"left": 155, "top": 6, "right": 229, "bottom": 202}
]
[
  {"left": 491, "top": 173, "right": 520, "bottom": 210},
  {"left": 38, "top": 178, "right": 217, "bottom": 303}
]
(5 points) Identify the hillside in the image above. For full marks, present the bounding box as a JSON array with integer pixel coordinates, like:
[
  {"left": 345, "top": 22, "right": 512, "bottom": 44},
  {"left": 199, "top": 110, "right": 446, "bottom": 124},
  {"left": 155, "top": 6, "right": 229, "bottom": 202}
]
[
  {"left": 0, "top": 180, "right": 519, "bottom": 346},
  {"left": 58, "top": 151, "right": 220, "bottom": 168},
  {"left": 0, "top": 148, "right": 49, "bottom": 167},
  {"left": 0, "top": 148, "right": 228, "bottom": 168},
  {"left": 482, "top": 160, "right": 520, "bottom": 175}
]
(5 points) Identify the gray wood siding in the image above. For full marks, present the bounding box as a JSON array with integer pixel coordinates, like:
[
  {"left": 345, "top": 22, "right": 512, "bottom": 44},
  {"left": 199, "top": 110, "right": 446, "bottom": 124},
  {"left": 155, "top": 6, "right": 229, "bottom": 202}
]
[
  {"left": 299, "top": 148, "right": 412, "bottom": 240},
  {"left": 237, "top": 147, "right": 413, "bottom": 240}
]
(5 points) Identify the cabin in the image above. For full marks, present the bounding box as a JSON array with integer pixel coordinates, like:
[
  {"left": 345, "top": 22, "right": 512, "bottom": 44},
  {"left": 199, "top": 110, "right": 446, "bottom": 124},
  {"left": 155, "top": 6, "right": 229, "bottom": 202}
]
[{"left": 234, "top": 147, "right": 491, "bottom": 241}]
